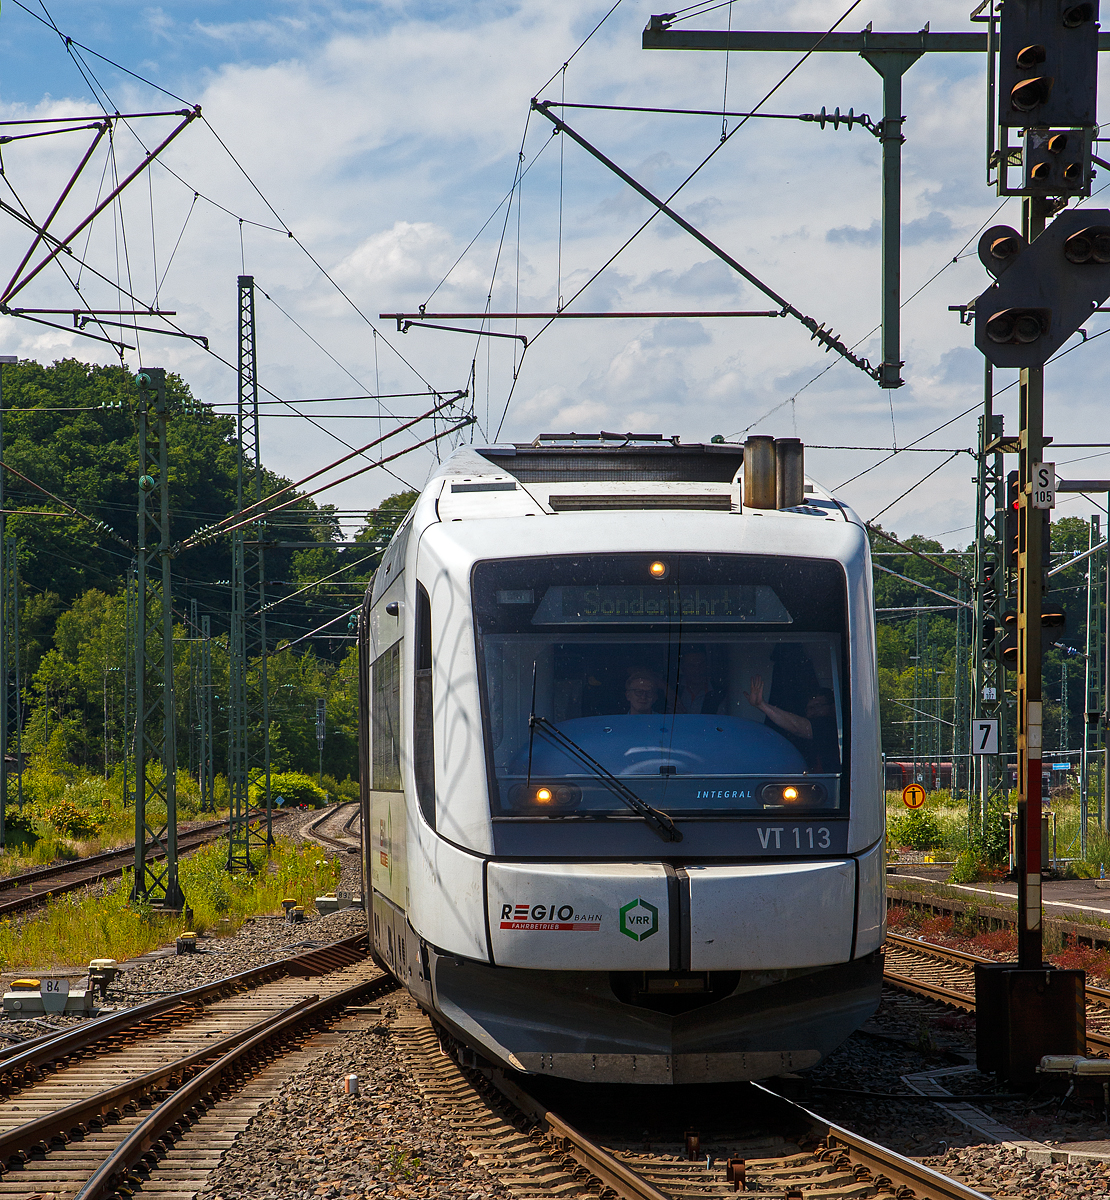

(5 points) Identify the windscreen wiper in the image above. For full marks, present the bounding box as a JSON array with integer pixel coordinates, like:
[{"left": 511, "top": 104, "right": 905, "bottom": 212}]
[{"left": 528, "top": 713, "right": 682, "bottom": 843}]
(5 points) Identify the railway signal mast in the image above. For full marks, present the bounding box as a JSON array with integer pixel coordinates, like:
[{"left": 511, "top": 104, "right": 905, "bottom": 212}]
[
  {"left": 644, "top": 2, "right": 1110, "bottom": 1082},
  {"left": 971, "top": 0, "right": 1110, "bottom": 1081}
]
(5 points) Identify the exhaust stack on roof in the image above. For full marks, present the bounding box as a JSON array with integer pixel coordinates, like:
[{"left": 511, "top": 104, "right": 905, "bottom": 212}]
[
  {"left": 775, "top": 438, "right": 805, "bottom": 509},
  {"left": 742, "top": 435, "right": 805, "bottom": 509},
  {"left": 743, "top": 436, "right": 777, "bottom": 509}
]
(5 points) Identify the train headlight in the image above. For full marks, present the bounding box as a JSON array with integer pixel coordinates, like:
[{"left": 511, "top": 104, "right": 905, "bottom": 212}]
[
  {"left": 649, "top": 560, "right": 668, "bottom": 579},
  {"left": 509, "top": 783, "right": 582, "bottom": 810},
  {"left": 759, "top": 782, "right": 827, "bottom": 806}
]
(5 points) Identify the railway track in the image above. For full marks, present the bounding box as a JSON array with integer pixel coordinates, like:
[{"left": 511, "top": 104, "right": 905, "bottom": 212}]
[
  {"left": 0, "top": 810, "right": 295, "bottom": 920},
  {"left": 395, "top": 1006, "right": 989, "bottom": 1200},
  {"left": 305, "top": 803, "right": 360, "bottom": 855},
  {"left": 883, "top": 931, "right": 1110, "bottom": 1053},
  {"left": 0, "top": 931, "right": 394, "bottom": 1200}
]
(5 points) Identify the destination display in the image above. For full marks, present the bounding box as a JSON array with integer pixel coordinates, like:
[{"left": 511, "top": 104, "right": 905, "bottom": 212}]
[{"left": 531, "top": 584, "right": 792, "bottom": 624}]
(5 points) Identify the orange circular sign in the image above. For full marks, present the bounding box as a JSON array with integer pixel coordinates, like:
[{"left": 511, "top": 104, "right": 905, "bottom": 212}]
[{"left": 902, "top": 783, "right": 926, "bottom": 809}]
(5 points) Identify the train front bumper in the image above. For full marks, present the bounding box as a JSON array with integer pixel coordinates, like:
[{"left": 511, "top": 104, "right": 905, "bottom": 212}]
[{"left": 430, "top": 950, "right": 883, "bottom": 1085}]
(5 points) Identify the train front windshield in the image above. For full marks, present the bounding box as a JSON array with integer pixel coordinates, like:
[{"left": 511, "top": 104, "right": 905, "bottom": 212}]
[{"left": 473, "top": 553, "right": 849, "bottom": 819}]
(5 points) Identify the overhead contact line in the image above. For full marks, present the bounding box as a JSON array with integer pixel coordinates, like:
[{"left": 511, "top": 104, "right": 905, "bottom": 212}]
[
  {"left": 180, "top": 394, "right": 465, "bottom": 547},
  {"left": 0, "top": 460, "right": 132, "bottom": 551},
  {"left": 179, "top": 412, "right": 473, "bottom": 553},
  {"left": 866, "top": 525, "right": 971, "bottom": 582},
  {"left": 529, "top": 99, "right": 879, "bottom": 380}
]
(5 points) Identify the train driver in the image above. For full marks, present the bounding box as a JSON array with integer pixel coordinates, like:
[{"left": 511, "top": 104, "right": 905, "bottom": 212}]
[
  {"left": 744, "top": 676, "right": 841, "bottom": 772},
  {"left": 624, "top": 669, "right": 662, "bottom": 715}
]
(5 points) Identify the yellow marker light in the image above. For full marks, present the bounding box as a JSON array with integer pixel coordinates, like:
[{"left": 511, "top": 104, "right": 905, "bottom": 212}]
[
  {"left": 649, "top": 560, "right": 668, "bottom": 578},
  {"left": 783, "top": 786, "right": 799, "bottom": 801},
  {"left": 535, "top": 787, "right": 554, "bottom": 804}
]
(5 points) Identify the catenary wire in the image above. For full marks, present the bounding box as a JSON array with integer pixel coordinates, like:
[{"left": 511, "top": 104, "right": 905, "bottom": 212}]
[
  {"left": 494, "top": 0, "right": 864, "bottom": 437},
  {"left": 16, "top": 0, "right": 449, "bottom": 422},
  {"left": 868, "top": 450, "right": 963, "bottom": 525}
]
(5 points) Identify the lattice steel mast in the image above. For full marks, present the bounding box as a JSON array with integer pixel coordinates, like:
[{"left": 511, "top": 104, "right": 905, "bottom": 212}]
[
  {"left": 228, "top": 275, "right": 272, "bottom": 872},
  {"left": 200, "top": 614, "right": 215, "bottom": 813},
  {"left": 132, "top": 368, "right": 185, "bottom": 909},
  {"left": 0, "top": 356, "right": 17, "bottom": 842},
  {"left": 972, "top": 390, "right": 1008, "bottom": 835}
]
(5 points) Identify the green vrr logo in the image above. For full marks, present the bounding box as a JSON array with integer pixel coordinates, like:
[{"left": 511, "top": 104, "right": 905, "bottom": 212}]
[{"left": 620, "top": 898, "right": 659, "bottom": 941}]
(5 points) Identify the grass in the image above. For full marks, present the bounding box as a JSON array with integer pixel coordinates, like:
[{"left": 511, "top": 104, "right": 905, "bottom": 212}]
[
  {"left": 885, "top": 786, "right": 1110, "bottom": 878},
  {"left": 0, "top": 836, "right": 342, "bottom": 972},
  {"left": 0, "top": 763, "right": 232, "bottom": 880}
]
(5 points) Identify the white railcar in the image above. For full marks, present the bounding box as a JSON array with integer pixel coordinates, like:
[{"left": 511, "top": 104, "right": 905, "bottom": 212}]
[{"left": 358, "top": 435, "right": 884, "bottom": 1085}]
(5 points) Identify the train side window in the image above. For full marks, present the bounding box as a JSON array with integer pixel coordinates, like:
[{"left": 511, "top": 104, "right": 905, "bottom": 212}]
[
  {"left": 372, "top": 642, "right": 402, "bottom": 791},
  {"left": 414, "top": 582, "right": 436, "bottom": 828}
]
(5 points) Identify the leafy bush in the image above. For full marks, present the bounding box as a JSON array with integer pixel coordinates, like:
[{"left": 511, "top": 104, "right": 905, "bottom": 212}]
[
  {"left": 42, "top": 798, "right": 104, "bottom": 839},
  {"left": 950, "top": 848, "right": 977, "bottom": 883},
  {"left": 322, "top": 774, "right": 359, "bottom": 802},
  {"left": 980, "top": 810, "right": 1009, "bottom": 865},
  {"left": 4, "top": 805, "right": 37, "bottom": 836},
  {"left": 252, "top": 771, "right": 327, "bottom": 809},
  {"left": 888, "top": 806, "right": 942, "bottom": 850},
  {"left": 18, "top": 762, "right": 67, "bottom": 809}
]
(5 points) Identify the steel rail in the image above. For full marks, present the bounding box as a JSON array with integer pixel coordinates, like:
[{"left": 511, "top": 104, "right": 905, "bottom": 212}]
[
  {"left": 477, "top": 1069, "right": 673, "bottom": 1200},
  {"left": 415, "top": 1001, "right": 989, "bottom": 1200},
  {"left": 810, "top": 1101, "right": 991, "bottom": 1200},
  {"left": 0, "top": 933, "right": 367, "bottom": 1087},
  {"left": 467, "top": 1038, "right": 991, "bottom": 1200},
  {"left": 480, "top": 1067, "right": 989, "bottom": 1200},
  {"left": 886, "top": 931, "right": 1110, "bottom": 1005},
  {"left": 883, "top": 935, "right": 1110, "bottom": 1055},
  {"left": 305, "top": 803, "right": 361, "bottom": 855},
  {"left": 883, "top": 967, "right": 976, "bottom": 1012},
  {"left": 0, "top": 996, "right": 319, "bottom": 1165},
  {"left": 0, "top": 819, "right": 229, "bottom": 893},
  {"left": 0, "top": 811, "right": 295, "bottom": 918},
  {"left": 75, "top": 973, "right": 399, "bottom": 1200}
]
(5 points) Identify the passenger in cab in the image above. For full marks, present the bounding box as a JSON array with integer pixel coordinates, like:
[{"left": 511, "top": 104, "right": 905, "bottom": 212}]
[
  {"left": 672, "top": 648, "right": 726, "bottom": 715},
  {"left": 624, "top": 669, "right": 662, "bottom": 715},
  {"left": 744, "top": 676, "right": 841, "bottom": 771}
]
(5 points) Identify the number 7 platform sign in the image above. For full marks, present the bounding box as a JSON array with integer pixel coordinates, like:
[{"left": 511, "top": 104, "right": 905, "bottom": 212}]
[{"left": 972, "top": 719, "right": 999, "bottom": 755}]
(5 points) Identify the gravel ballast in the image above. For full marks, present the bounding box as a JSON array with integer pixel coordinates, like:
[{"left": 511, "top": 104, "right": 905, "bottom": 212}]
[{"left": 197, "top": 990, "right": 512, "bottom": 1200}]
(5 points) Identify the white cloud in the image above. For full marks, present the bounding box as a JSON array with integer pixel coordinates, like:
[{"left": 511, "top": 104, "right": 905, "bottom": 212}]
[{"left": 0, "top": 0, "right": 1105, "bottom": 540}]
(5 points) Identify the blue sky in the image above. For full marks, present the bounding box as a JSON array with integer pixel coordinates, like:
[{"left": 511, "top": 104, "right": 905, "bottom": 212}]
[{"left": 1, "top": 1, "right": 1108, "bottom": 541}]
